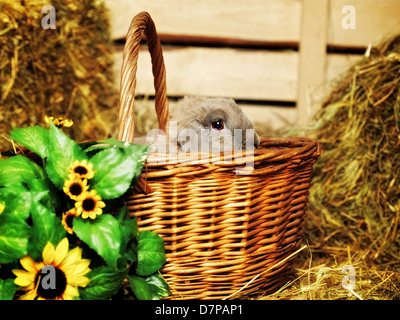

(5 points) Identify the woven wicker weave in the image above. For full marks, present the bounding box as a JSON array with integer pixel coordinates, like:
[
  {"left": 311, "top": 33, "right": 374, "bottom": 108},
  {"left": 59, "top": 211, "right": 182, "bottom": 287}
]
[{"left": 118, "top": 12, "right": 320, "bottom": 300}]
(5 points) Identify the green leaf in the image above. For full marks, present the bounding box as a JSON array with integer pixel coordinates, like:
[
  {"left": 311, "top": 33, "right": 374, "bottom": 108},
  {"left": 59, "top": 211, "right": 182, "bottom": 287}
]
[
  {"left": 128, "top": 273, "right": 170, "bottom": 300},
  {"left": 136, "top": 230, "right": 166, "bottom": 276},
  {"left": 121, "top": 219, "right": 138, "bottom": 254},
  {"left": 0, "top": 184, "right": 32, "bottom": 220},
  {"left": 116, "top": 206, "right": 138, "bottom": 246},
  {"left": 128, "top": 275, "right": 153, "bottom": 300},
  {"left": 125, "top": 144, "right": 149, "bottom": 182},
  {"left": 26, "top": 178, "right": 58, "bottom": 211},
  {"left": 28, "top": 203, "right": 66, "bottom": 261},
  {"left": 84, "top": 137, "right": 134, "bottom": 153},
  {"left": 10, "top": 126, "right": 49, "bottom": 159},
  {"left": 0, "top": 155, "right": 45, "bottom": 186},
  {"left": 73, "top": 214, "right": 121, "bottom": 267},
  {"left": 90, "top": 144, "right": 148, "bottom": 200},
  {"left": 116, "top": 206, "right": 138, "bottom": 268},
  {"left": 0, "top": 179, "right": 57, "bottom": 221},
  {"left": 115, "top": 204, "right": 129, "bottom": 223},
  {"left": 45, "top": 123, "right": 87, "bottom": 188},
  {"left": 79, "top": 266, "right": 126, "bottom": 300},
  {"left": 0, "top": 214, "right": 31, "bottom": 264},
  {"left": 144, "top": 273, "right": 171, "bottom": 299},
  {"left": 0, "top": 278, "right": 18, "bottom": 300}
]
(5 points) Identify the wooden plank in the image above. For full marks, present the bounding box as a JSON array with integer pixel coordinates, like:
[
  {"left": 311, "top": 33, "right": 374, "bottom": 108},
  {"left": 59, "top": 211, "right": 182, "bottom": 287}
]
[
  {"left": 297, "top": 53, "right": 365, "bottom": 119},
  {"left": 124, "top": 53, "right": 364, "bottom": 132},
  {"left": 239, "top": 104, "right": 297, "bottom": 134},
  {"left": 113, "top": 45, "right": 365, "bottom": 105},
  {"left": 297, "top": 0, "right": 329, "bottom": 126},
  {"left": 105, "top": 0, "right": 400, "bottom": 49},
  {"left": 326, "top": 53, "right": 363, "bottom": 83},
  {"left": 112, "top": 45, "right": 299, "bottom": 101},
  {"left": 104, "top": 0, "right": 302, "bottom": 43},
  {"left": 328, "top": 0, "right": 400, "bottom": 48}
]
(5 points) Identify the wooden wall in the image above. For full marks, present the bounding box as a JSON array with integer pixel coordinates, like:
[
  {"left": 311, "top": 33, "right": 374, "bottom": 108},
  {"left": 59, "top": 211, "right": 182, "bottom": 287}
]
[{"left": 104, "top": 0, "right": 400, "bottom": 134}]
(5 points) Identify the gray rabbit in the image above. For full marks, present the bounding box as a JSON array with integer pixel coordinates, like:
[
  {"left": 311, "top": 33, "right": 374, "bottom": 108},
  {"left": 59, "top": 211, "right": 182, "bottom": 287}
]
[{"left": 136, "top": 96, "right": 260, "bottom": 154}]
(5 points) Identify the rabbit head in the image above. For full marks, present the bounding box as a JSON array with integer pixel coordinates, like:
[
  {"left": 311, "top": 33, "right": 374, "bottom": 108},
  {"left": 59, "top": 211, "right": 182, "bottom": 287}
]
[{"left": 168, "top": 96, "right": 260, "bottom": 153}]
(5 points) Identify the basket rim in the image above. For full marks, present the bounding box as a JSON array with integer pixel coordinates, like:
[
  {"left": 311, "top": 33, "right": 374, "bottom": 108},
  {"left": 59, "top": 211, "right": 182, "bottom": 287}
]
[{"left": 144, "top": 136, "right": 320, "bottom": 168}]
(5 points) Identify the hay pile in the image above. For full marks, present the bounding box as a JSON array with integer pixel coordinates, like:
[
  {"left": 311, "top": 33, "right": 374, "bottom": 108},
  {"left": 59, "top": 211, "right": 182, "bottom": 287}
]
[
  {"left": 258, "top": 248, "right": 400, "bottom": 300},
  {"left": 306, "top": 35, "right": 400, "bottom": 269},
  {"left": 0, "top": 0, "right": 119, "bottom": 150}
]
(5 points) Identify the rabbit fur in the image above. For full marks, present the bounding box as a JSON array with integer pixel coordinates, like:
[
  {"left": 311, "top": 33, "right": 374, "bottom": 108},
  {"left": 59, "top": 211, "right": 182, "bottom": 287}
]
[{"left": 135, "top": 96, "right": 260, "bottom": 154}]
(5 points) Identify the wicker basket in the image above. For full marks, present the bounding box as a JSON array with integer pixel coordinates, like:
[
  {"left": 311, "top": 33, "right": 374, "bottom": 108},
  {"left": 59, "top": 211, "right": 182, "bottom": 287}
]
[{"left": 118, "top": 12, "right": 320, "bottom": 300}]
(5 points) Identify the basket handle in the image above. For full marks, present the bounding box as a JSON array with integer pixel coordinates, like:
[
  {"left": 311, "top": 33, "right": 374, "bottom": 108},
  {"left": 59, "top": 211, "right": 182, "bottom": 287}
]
[{"left": 117, "top": 11, "right": 169, "bottom": 143}]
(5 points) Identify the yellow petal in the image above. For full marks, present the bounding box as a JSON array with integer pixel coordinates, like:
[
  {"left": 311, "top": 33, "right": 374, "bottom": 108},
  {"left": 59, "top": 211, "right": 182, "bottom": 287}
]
[
  {"left": 97, "top": 201, "right": 106, "bottom": 208},
  {"left": 54, "top": 238, "right": 69, "bottom": 266},
  {"left": 13, "top": 269, "right": 35, "bottom": 287},
  {"left": 19, "top": 255, "right": 41, "bottom": 273},
  {"left": 67, "top": 275, "right": 90, "bottom": 287},
  {"left": 75, "top": 200, "right": 83, "bottom": 208},
  {"left": 18, "top": 290, "right": 37, "bottom": 300},
  {"left": 62, "top": 247, "right": 82, "bottom": 268},
  {"left": 75, "top": 205, "right": 83, "bottom": 216},
  {"left": 14, "top": 277, "right": 32, "bottom": 287},
  {"left": 64, "top": 284, "right": 80, "bottom": 298},
  {"left": 42, "top": 241, "right": 55, "bottom": 265},
  {"left": 71, "top": 259, "right": 91, "bottom": 275}
]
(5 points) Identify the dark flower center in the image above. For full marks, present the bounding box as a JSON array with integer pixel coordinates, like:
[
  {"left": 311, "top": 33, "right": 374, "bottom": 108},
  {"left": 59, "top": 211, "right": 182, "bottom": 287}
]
[
  {"left": 69, "top": 183, "right": 83, "bottom": 196},
  {"left": 35, "top": 266, "right": 67, "bottom": 299},
  {"left": 66, "top": 214, "right": 74, "bottom": 229},
  {"left": 74, "top": 166, "right": 88, "bottom": 175},
  {"left": 82, "top": 198, "right": 96, "bottom": 211}
]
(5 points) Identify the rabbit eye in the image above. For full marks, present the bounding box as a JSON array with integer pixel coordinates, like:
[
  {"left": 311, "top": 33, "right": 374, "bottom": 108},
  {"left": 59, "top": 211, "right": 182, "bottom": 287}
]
[{"left": 211, "top": 120, "right": 224, "bottom": 130}]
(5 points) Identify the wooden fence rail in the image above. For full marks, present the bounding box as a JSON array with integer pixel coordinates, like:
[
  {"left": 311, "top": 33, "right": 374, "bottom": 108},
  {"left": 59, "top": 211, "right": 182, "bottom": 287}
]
[{"left": 105, "top": 0, "right": 400, "bottom": 132}]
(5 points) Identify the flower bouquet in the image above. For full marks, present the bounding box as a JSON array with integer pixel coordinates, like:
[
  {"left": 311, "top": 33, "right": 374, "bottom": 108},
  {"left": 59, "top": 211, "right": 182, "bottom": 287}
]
[{"left": 0, "top": 118, "right": 170, "bottom": 300}]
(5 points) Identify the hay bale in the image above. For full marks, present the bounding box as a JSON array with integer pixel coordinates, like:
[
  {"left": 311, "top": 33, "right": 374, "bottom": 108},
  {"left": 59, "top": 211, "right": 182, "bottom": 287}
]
[
  {"left": 0, "top": 0, "right": 119, "bottom": 150},
  {"left": 308, "top": 35, "right": 400, "bottom": 263}
]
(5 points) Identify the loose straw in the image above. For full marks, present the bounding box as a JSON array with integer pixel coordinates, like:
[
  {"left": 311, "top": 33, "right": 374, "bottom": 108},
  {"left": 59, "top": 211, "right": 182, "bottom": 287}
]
[{"left": 222, "top": 244, "right": 307, "bottom": 300}]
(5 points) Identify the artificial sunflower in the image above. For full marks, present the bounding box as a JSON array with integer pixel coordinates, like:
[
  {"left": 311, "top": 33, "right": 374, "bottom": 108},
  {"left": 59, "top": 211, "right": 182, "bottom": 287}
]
[
  {"left": 63, "top": 174, "right": 89, "bottom": 200},
  {"left": 68, "top": 159, "right": 95, "bottom": 180},
  {"left": 62, "top": 209, "right": 78, "bottom": 234},
  {"left": 75, "top": 189, "right": 106, "bottom": 219},
  {"left": 44, "top": 116, "right": 73, "bottom": 128},
  {"left": 12, "top": 238, "right": 90, "bottom": 300}
]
